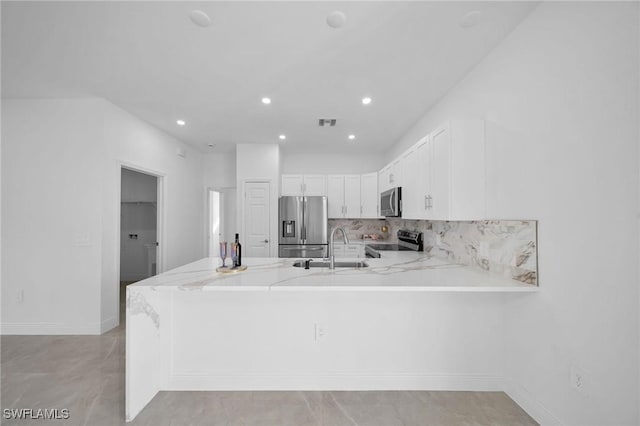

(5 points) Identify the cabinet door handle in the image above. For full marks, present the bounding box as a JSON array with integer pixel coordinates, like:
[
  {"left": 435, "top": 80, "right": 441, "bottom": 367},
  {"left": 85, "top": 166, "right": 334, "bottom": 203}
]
[
  {"left": 424, "top": 195, "right": 428, "bottom": 210},
  {"left": 360, "top": 205, "right": 363, "bottom": 215}
]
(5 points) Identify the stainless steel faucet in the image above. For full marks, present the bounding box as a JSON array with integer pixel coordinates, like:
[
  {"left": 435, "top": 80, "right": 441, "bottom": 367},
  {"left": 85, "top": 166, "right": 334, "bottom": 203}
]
[{"left": 329, "top": 227, "right": 349, "bottom": 269}]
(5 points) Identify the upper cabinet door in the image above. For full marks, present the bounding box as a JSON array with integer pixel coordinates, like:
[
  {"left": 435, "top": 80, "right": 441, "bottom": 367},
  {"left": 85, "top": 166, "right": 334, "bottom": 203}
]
[
  {"left": 326, "top": 175, "right": 345, "bottom": 218},
  {"left": 399, "top": 148, "right": 420, "bottom": 219},
  {"left": 302, "top": 175, "right": 326, "bottom": 196},
  {"left": 360, "top": 173, "right": 379, "bottom": 219},
  {"left": 281, "top": 175, "right": 326, "bottom": 196},
  {"left": 414, "top": 136, "right": 431, "bottom": 219},
  {"left": 430, "top": 123, "right": 451, "bottom": 220},
  {"left": 378, "top": 167, "right": 390, "bottom": 193},
  {"left": 281, "top": 175, "right": 304, "bottom": 196},
  {"left": 343, "top": 175, "right": 361, "bottom": 218}
]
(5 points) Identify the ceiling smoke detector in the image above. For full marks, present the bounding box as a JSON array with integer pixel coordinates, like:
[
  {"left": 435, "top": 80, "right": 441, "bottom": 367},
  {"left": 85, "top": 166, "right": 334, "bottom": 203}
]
[
  {"left": 318, "top": 118, "right": 337, "bottom": 127},
  {"left": 326, "top": 11, "right": 347, "bottom": 29},
  {"left": 460, "top": 11, "right": 482, "bottom": 29},
  {"left": 189, "top": 10, "right": 212, "bottom": 28}
]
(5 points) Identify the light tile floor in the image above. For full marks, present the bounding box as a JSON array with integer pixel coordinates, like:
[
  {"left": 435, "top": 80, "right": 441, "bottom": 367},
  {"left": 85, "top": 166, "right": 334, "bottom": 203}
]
[{"left": 0, "top": 282, "right": 538, "bottom": 426}]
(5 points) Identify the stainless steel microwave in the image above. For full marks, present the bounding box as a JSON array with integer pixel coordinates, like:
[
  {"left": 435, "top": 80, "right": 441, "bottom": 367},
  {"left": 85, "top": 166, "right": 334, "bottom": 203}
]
[{"left": 380, "top": 187, "right": 402, "bottom": 217}]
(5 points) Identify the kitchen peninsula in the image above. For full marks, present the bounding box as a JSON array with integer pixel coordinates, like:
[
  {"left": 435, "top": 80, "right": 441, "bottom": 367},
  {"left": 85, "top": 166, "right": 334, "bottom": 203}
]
[{"left": 126, "top": 255, "right": 536, "bottom": 421}]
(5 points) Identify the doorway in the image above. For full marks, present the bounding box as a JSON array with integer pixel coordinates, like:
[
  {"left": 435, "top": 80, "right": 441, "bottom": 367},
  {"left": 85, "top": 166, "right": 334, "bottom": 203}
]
[
  {"left": 208, "top": 189, "right": 222, "bottom": 257},
  {"left": 119, "top": 167, "right": 162, "bottom": 325},
  {"left": 207, "top": 187, "right": 237, "bottom": 257}
]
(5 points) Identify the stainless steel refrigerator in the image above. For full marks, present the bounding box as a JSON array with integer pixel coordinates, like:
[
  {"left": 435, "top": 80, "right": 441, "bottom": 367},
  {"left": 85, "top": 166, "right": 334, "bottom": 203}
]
[{"left": 278, "top": 196, "right": 328, "bottom": 258}]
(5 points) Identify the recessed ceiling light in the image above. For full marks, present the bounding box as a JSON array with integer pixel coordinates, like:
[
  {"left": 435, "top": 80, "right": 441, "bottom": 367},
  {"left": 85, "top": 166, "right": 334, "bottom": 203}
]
[
  {"left": 279, "top": 134, "right": 286, "bottom": 140},
  {"left": 362, "top": 97, "right": 372, "bottom": 105},
  {"left": 189, "top": 10, "right": 212, "bottom": 28},
  {"left": 262, "top": 97, "right": 271, "bottom": 105},
  {"left": 348, "top": 134, "right": 356, "bottom": 140},
  {"left": 176, "top": 120, "right": 186, "bottom": 126},
  {"left": 326, "top": 11, "right": 347, "bottom": 29},
  {"left": 460, "top": 11, "right": 481, "bottom": 29}
]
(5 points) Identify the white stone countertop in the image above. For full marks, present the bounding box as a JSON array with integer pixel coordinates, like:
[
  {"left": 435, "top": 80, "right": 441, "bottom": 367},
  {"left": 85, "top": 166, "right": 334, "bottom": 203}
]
[{"left": 129, "top": 254, "right": 538, "bottom": 293}]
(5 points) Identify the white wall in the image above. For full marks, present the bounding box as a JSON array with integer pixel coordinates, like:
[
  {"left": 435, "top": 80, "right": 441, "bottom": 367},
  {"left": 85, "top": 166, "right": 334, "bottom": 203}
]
[
  {"left": 101, "top": 100, "right": 204, "bottom": 332},
  {"left": 387, "top": 3, "right": 639, "bottom": 424},
  {"left": 236, "top": 144, "right": 280, "bottom": 256},
  {"left": 2, "top": 99, "right": 104, "bottom": 334},
  {"left": 281, "top": 151, "right": 384, "bottom": 174},
  {"left": 1, "top": 98, "right": 205, "bottom": 334},
  {"left": 203, "top": 150, "right": 236, "bottom": 189},
  {"left": 202, "top": 151, "right": 237, "bottom": 252}
]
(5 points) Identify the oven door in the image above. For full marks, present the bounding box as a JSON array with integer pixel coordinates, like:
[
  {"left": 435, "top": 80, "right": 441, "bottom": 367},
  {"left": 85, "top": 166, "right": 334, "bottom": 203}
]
[{"left": 380, "top": 187, "right": 401, "bottom": 217}]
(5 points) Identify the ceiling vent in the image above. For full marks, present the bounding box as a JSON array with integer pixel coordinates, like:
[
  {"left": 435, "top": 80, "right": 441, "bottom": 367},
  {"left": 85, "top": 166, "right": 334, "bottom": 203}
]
[{"left": 318, "top": 118, "right": 337, "bottom": 127}]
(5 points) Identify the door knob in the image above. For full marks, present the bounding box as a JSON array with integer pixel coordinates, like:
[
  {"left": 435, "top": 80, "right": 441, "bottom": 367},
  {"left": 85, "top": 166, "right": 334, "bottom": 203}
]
[{"left": 263, "top": 239, "right": 269, "bottom": 243}]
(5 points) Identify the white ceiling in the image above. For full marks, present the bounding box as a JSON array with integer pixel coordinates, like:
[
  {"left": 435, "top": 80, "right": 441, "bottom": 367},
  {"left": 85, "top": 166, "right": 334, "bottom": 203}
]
[{"left": 2, "top": 1, "right": 538, "bottom": 154}]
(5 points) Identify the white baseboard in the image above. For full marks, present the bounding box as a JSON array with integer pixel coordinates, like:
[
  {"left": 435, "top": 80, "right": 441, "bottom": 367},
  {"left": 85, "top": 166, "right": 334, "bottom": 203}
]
[
  {"left": 504, "top": 380, "right": 561, "bottom": 425},
  {"left": 1, "top": 321, "right": 103, "bottom": 335},
  {"left": 168, "top": 373, "right": 504, "bottom": 391},
  {"left": 100, "top": 316, "right": 119, "bottom": 333}
]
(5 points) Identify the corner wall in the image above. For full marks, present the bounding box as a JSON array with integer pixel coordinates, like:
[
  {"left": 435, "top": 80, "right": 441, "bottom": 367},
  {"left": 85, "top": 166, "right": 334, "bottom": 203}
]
[
  {"left": 387, "top": 3, "right": 639, "bottom": 424},
  {"left": 1, "top": 98, "right": 205, "bottom": 334}
]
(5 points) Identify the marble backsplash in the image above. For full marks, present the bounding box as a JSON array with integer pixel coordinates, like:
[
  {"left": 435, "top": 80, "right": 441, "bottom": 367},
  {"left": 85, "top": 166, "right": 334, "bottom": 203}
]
[
  {"left": 328, "top": 218, "right": 538, "bottom": 285},
  {"left": 327, "top": 219, "right": 392, "bottom": 241}
]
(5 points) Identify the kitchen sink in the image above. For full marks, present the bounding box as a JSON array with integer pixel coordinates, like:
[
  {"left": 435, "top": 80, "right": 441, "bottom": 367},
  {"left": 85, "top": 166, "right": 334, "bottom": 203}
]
[{"left": 292, "top": 260, "right": 369, "bottom": 269}]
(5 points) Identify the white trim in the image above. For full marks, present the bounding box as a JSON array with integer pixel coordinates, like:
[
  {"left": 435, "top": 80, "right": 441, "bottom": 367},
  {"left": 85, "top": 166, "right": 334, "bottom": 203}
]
[
  {"left": 100, "top": 316, "right": 118, "bottom": 334},
  {"left": 116, "top": 162, "right": 167, "bottom": 328},
  {"left": 504, "top": 380, "right": 562, "bottom": 426},
  {"left": 168, "top": 373, "right": 504, "bottom": 391},
  {"left": 1, "top": 322, "right": 103, "bottom": 335}
]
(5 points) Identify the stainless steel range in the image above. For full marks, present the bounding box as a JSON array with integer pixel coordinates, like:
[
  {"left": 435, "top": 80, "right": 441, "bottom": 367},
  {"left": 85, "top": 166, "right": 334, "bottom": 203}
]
[{"left": 365, "top": 230, "right": 423, "bottom": 258}]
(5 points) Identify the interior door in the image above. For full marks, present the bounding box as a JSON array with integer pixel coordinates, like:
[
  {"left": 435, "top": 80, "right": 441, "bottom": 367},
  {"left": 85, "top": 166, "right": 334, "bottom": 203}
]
[{"left": 244, "top": 181, "right": 271, "bottom": 257}]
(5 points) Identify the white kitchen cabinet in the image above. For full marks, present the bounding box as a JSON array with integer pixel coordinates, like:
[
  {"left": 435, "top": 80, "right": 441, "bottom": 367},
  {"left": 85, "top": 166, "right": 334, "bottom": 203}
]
[
  {"left": 399, "top": 144, "right": 421, "bottom": 219},
  {"left": 327, "top": 175, "right": 361, "bottom": 218},
  {"left": 360, "top": 173, "right": 379, "bottom": 218},
  {"left": 422, "top": 120, "right": 486, "bottom": 220},
  {"left": 378, "top": 166, "right": 391, "bottom": 193},
  {"left": 302, "top": 175, "right": 326, "bottom": 196},
  {"left": 389, "top": 158, "right": 402, "bottom": 188},
  {"left": 281, "top": 175, "right": 326, "bottom": 196}
]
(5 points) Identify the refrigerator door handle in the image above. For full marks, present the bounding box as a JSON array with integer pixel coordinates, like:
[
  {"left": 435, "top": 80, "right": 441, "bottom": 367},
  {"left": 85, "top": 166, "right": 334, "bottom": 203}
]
[{"left": 302, "top": 197, "right": 307, "bottom": 243}]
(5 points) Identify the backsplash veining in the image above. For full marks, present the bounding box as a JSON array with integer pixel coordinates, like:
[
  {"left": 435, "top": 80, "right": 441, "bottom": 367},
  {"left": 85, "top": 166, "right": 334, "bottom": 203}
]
[
  {"left": 328, "top": 219, "right": 391, "bottom": 241},
  {"left": 329, "top": 218, "right": 538, "bottom": 285}
]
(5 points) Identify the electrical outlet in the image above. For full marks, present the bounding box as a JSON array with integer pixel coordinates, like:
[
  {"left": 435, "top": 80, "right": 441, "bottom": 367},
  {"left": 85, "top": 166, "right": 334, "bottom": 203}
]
[
  {"left": 16, "top": 289, "right": 24, "bottom": 304},
  {"left": 314, "top": 323, "right": 327, "bottom": 342},
  {"left": 570, "top": 364, "right": 588, "bottom": 394},
  {"left": 73, "top": 231, "right": 92, "bottom": 247}
]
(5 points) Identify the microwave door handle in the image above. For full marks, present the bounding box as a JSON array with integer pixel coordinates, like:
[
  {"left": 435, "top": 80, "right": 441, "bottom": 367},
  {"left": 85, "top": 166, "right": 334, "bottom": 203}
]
[{"left": 390, "top": 189, "right": 396, "bottom": 216}]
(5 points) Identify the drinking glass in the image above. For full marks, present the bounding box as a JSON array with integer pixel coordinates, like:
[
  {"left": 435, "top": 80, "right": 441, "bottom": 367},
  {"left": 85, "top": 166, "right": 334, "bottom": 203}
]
[{"left": 219, "top": 242, "right": 227, "bottom": 267}]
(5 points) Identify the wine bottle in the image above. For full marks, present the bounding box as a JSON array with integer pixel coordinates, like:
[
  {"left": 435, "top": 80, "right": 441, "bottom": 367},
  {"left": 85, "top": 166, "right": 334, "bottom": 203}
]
[{"left": 235, "top": 233, "right": 242, "bottom": 267}]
